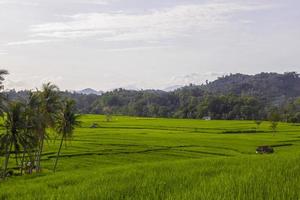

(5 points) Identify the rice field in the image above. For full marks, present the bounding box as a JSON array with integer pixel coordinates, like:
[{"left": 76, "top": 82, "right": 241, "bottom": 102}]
[{"left": 1, "top": 115, "right": 300, "bottom": 200}]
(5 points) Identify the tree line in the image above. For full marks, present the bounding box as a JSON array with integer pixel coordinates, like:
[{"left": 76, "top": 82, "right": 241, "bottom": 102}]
[
  {"left": 5, "top": 72, "right": 300, "bottom": 122},
  {"left": 89, "top": 90, "right": 300, "bottom": 122},
  {"left": 0, "top": 70, "right": 80, "bottom": 179}
]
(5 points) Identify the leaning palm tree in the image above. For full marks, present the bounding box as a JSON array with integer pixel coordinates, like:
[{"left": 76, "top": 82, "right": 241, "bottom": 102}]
[
  {"left": 53, "top": 100, "right": 80, "bottom": 172},
  {"left": 35, "top": 83, "right": 62, "bottom": 172}
]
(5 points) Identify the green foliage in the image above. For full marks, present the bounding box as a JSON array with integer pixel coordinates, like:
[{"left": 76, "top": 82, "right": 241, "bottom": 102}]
[
  {"left": 268, "top": 108, "right": 281, "bottom": 136},
  {"left": 103, "top": 106, "right": 113, "bottom": 122},
  {"left": 268, "top": 108, "right": 281, "bottom": 122},
  {"left": 55, "top": 100, "right": 80, "bottom": 139},
  {"left": 53, "top": 99, "right": 80, "bottom": 172},
  {"left": 270, "top": 121, "right": 278, "bottom": 136}
]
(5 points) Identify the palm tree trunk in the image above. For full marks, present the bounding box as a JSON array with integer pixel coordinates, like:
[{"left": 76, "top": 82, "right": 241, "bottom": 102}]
[
  {"left": 1, "top": 143, "right": 9, "bottom": 178},
  {"left": 3, "top": 142, "right": 13, "bottom": 179},
  {"left": 53, "top": 134, "right": 64, "bottom": 173},
  {"left": 38, "top": 136, "right": 44, "bottom": 171},
  {"left": 20, "top": 147, "right": 27, "bottom": 176},
  {"left": 36, "top": 133, "right": 44, "bottom": 172},
  {"left": 34, "top": 147, "right": 39, "bottom": 171},
  {"left": 15, "top": 147, "right": 19, "bottom": 167}
]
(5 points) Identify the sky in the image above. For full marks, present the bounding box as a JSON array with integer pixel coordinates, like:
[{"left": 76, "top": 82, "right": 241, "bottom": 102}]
[{"left": 0, "top": 0, "right": 300, "bottom": 91}]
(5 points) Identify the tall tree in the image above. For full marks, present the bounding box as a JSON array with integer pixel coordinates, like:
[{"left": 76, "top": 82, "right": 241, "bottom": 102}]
[
  {"left": 35, "top": 83, "right": 61, "bottom": 172},
  {"left": 53, "top": 100, "right": 80, "bottom": 172},
  {"left": 0, "top": 101, "right": 29, "bottom": 178},
  {"left": 20, "top": 92, "right": 42, "bottom": 175}
]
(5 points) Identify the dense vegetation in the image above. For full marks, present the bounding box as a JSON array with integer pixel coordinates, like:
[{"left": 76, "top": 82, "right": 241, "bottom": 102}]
[
  {"left": 0, "top": 115, "right": 300, "bottom": 199},
  {"left": 7, "top": 72, "right": 300, "bottom": 121}
]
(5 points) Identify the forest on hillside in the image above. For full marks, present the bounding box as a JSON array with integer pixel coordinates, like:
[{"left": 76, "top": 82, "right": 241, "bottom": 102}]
[{"left": 5, "top": 72, "right": 300, "bottom": 122}]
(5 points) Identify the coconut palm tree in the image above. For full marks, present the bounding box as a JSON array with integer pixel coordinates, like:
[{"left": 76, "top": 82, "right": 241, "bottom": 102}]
[
  {"left": 53, "top": 100, "right": 80, "bottom": 172},
  {"left": 19, "top": 92, "right": 42, "bottom": 175},
  {"left": 35, "top": 83, "right": 62, "bottom": 172},
  {"left": 0, "top": 101, "right": 29, "bottom": 178}
]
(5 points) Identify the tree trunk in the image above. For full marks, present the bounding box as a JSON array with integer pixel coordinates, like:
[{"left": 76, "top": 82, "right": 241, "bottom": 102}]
[
  {"left": 15, "top": 147, "right": 19, "bottom": 167},
  {"left": 53, "top": 134, "right": 64, "bottom": 173},
  {"left": 3, "top": 142, "right": 13, "bottom": 179},
  {"left": 36, "top": 133, "right": 45, "bottom": 172},
  {"left": 20, "top": 147, "right": 27, "bottom": 176}
]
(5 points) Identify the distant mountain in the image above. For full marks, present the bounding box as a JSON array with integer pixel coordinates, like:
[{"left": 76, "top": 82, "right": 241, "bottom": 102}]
[
  {"left": 77, "top": 88, "right": 103, "bottom": 95},
  {"left": 163, "top": 85, "right": 183, "bottom": 92},
  {"left": 201, "top": 72, "right": 300, "bottom": 105}
]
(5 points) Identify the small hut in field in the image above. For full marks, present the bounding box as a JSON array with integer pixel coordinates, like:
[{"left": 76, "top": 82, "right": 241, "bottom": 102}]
[
  {"left": 256, "top": 146, "right": 274, "bottom": 154},
  {"left": 203, "top": 116, "right": 211, "bottom": 121}
]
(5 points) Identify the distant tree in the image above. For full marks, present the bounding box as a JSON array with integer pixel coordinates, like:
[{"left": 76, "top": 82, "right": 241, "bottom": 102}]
[
  {"left": 254, "top": 120, "right": 263, "bottom": 130},
  {"left": 103, "top": 106, "right": 113, "bottom": 122},
  {"left": 53, "top": 100, "right": 80, "bottom": 172},
  {"left": 270, "top": 121, "right": 278, "bottom": 136},
  {"left": 289, "top": 112, "right": 300, "bottom": 123},
  {"left": 285, "top": 98, "right": 300, "bottom": 123},
  {"left": 268, "top": 109, "right": 281, "bottom": 136}
]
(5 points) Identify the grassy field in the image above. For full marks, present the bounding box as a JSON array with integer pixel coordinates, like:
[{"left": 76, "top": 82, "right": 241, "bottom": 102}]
[{"left": 1, "top": 115, "right": 300, "bottom": 200}]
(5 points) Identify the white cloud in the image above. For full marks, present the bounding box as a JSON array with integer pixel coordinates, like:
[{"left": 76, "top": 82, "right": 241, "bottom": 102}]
[
  {"left": 6, "top": 39, "right": 58, "bottom": 46},
  {"left": 0, "top": 50, "right": 7, "bottom": 55},
  {"left": 4, "top": 79, "right": 29, "bottom": 90},
  {"left": 29, "top": 2, "right": 270, "bottom": 42},
  {"left": 81, "top": 0, "right": 115, "bottom": 5},
  {"left": 4, "top": 75, "right": 64, "bottom": 91},
  {"left": 0, "top": 0, "right": 38, "bottom": 6},
  {"left": 106, "top": 45, "right": 173, "bottom": 52}
]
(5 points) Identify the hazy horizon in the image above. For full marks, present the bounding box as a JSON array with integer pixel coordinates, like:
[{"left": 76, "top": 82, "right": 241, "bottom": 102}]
[
  {"left": 3, "top": 71, "right": 299, "bottom": 92},
  {"left": 1, "top": 0, "right": 300, "bottom": 91}
]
